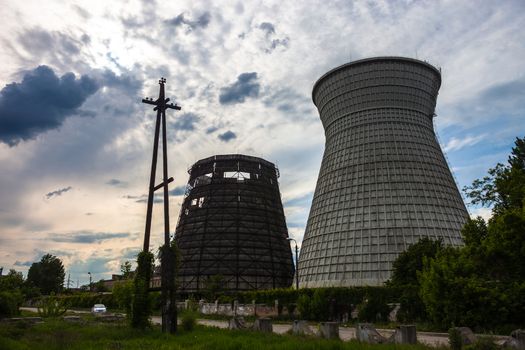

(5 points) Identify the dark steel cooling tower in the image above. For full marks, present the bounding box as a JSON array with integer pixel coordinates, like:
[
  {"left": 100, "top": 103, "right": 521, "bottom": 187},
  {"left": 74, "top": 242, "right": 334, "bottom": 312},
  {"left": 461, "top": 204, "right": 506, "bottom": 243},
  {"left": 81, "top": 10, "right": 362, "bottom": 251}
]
[
  {"left": 175, "top": 154, "right": 294, "bottom": 292},
  {"left": 299, "top": 57, "right": 469, "bottom": 288}
]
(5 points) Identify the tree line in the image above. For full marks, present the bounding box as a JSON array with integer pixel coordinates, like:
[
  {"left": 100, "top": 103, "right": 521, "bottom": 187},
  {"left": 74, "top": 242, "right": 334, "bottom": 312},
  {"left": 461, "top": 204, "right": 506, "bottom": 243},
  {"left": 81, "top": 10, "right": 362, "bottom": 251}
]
[
  {"left": 389, "top": 136, "right": 525, "bottom": 332},
  {"left": 0, "top": 253, "right": 65, "bottom": 317}
]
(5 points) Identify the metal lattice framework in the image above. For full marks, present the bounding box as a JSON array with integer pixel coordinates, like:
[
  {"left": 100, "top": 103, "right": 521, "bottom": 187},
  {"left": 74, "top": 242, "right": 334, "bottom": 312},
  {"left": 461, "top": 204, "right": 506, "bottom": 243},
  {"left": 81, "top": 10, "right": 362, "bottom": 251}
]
[
  {"left": 175, "top": 154, "right": 294, "bottom": 293},
  {"left": 299, "top": 57, "right": 469, "bottom": 288}
]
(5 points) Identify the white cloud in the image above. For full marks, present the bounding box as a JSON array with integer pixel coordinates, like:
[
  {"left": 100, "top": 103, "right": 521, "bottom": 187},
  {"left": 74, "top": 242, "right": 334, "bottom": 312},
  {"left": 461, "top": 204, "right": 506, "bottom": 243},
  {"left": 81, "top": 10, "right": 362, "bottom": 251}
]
[
  {"left": 443, "top": 134, "right": 486, "bottom": 152},
  {"left": 469, "top": 207, "right": 493, "bottom": 222}
]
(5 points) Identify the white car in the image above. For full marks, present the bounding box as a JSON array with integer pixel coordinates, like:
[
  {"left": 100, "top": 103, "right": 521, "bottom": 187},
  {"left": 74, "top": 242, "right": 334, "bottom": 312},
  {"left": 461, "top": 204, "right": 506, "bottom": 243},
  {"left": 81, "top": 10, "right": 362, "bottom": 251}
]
[{"left": 91, "top": 304, "right": 107, "bottom": 313}]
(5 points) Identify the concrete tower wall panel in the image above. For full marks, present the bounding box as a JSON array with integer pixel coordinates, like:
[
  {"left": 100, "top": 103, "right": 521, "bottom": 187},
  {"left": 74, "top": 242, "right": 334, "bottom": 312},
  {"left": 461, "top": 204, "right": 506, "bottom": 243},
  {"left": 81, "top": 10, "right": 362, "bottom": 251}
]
[{"left": 299, "top": 57, "right": 469, "bottom": 288}]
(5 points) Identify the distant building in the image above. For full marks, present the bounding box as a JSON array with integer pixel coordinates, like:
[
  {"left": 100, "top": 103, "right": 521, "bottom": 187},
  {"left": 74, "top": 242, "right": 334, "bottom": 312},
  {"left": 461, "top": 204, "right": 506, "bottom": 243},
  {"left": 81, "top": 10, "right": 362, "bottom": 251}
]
[
  {"left": 175, "top": 154, "right": 294, "bottom": 293},
  {"left": 299, "top": 57, "right": 469, "bottom": 287},
  {"left": 101, "top": 274, "right": 127, "bottom": 291}
]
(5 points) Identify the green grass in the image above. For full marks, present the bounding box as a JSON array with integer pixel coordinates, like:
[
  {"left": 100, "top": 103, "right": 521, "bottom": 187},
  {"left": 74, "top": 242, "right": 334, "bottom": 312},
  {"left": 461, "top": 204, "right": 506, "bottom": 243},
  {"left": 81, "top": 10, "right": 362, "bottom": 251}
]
[
  {"left": 18, "top": 310, "right": 38, "bottom": 318},
  {"left": 0, "top": 318, "right": 440, "bottom": 350}
]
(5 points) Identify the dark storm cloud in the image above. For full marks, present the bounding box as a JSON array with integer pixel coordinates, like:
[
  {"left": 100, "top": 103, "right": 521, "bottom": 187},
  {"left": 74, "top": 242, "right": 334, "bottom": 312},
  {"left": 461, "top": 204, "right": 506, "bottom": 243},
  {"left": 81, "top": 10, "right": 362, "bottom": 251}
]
[
  {"left": 100, "top": 69, "right": 142, "bottom": 96},
  {"left": 136, "top": 185, "right": 188, "bottom": 199},
  {"left": 169, "top": 185, "right": 186, "bottom": 196},
  {"left": 45, "top": 186, "right": 72, "bottom": 199},
  {"left": 14, "top": 260, "right": 33, "bottom": 267},
  {"left": 120, "top": 247, "right": 140, "bottom": 260},
  {"left": 106, "top": 179, "right": 128, "bottom": 187},
  {"left": 165, "top": 12, "right": 211, "bottom": 30},
  {"left": 257, "top": 22, "right": 290, "bottom": 53},
  {"left": 0, "top": 65, "right": 99, "bottom": 146},
  {"left": 124, "top": 194, "right": 164, "bottom": 204},
  {"left": 206, "top": 126, "right": 219, "bottom": 134},
  {"left": 269, "top": 38, "right": 290, "bottom": 51},
  {"left": 259, "top": 22, "right": 276, "bottom": 37},
  {"left": 18, "top": 28, "right": 84, "bottom": 57},
  {"left": 477, "top": 78, "right": 525, "bottom": 112},
  {"left": 80, "top": 34, "right": 91, "bottom": 44},
  {"left": 49, "top": 231, "right": 130, "bottom": 244},
  {"left": 170, "top": 44, "right": 191, "bottom": 65},
  {"left": 171, "top": 112, "right": 200, "bottom": 131},
  {"left": 219, "top": 72, "right": 260, "bottom": 105},
  {"left": 218, "top": 130, "right": 237, "bottom": 142},
  {"left": 445, "top": 76, "right": 525, "bottom": 125},
  {"left": 263, "top": 88, "right": 315, "bottom": 120}
]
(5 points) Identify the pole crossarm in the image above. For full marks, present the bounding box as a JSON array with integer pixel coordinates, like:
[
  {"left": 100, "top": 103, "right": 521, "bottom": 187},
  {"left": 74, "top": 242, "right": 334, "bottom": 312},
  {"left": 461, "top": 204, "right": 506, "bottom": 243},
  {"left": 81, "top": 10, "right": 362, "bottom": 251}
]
[
  {"left": 154, "top": 177, "right": 174, "bottom": 192},
  {"left": 142, "top": 98, "right": 181, "bottom": 111}
]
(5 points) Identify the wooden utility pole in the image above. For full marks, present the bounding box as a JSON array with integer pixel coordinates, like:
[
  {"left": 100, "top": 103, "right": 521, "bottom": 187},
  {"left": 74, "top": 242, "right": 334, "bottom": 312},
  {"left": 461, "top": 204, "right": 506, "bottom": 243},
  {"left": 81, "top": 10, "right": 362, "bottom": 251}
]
[{"left": 142, "top": 77, "right": 181, "bottom": 333}]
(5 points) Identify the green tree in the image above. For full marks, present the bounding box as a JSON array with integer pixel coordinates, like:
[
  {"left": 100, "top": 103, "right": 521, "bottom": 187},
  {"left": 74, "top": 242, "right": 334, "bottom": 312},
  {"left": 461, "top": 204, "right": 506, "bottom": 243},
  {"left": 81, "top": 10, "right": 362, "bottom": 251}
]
[
  {"left": 0, "top": 269, "right": 24, "bottom": 291},
  {"left": 131, "top": 251, "right": 154, "bottom": 329},
  {"left": 296, "top": 293, "right": 313, "bottom": 320},
  {"left": 0, "top": 269, "right": 25, "bottom": 318},
  {"left": 463, "top": 136, "right": 525, "bottom": 214},
  {"left": 94, "top": 279, "right": 108, "bottom": 293},
  {"left": 120, "top": 261, "right": 133, "bottom": 279},
  {"left": 419, "top": 136, "right": 525, "bottom": 331},
  {"left": 388, "top": 238, "right": 443, "bottom": 322},
  {"left": 27, "top": 254, "right": 65, "bottom": 295},
  {"left": 390, "top": 237, "right": 443, "bottom": 287},
  {"left": 112, "top": 279, "right": 133, "bottom": 313}
]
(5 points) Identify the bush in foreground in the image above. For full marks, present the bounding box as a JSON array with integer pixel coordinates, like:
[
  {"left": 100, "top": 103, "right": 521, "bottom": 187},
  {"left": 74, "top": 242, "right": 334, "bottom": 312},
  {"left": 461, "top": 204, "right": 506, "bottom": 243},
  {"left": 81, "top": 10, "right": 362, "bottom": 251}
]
[
  {"left": 180, "top": 309, "right": 198, "bottom": 331},
  {"left": 0, "top": 290, "right": 23, "bottom": 319}
]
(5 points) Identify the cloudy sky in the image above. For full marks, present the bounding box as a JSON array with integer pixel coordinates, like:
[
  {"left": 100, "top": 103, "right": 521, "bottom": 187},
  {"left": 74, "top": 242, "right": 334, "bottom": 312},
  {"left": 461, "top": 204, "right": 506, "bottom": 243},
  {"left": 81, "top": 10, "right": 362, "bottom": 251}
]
[{"left": 0, "top": 0, "right": 524, "bottom": 286}]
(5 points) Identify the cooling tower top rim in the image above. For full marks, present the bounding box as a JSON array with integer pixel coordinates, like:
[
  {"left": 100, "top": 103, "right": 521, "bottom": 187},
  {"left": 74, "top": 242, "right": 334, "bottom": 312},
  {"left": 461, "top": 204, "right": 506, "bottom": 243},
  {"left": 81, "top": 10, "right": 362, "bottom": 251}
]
[
  {"left": 312, "top": 56, "right": 442, "bottom": 106},
  {"left": 189, "top": 154, "right": 276, "bottom": 172}
]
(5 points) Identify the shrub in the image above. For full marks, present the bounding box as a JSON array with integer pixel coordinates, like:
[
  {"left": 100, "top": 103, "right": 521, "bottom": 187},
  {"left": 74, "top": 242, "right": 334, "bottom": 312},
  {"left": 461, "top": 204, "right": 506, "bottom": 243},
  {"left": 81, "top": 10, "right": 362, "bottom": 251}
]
[
  {"left": 37, "top": 294, "right": 68, "bottom": 318},
  {"left": 310, "top": 289, "right": 329, "bottom": 321},
  {"left": 397, "top": 285, "right": 427, "bottom": 322},
  {"left": 112, "top": 280, "right": 133, "bottom": 312},
  {"left": 296, "top": 293, "right": 312, "bottom": 320},
  {"left": 357, "top": 292, "right": 392, "bottom": 323},
  {"left": 180, "top": 309, "right": 198, "bottom": 331},
  {"left": 286, "top": 303, "right": 296, "bottom": 316},
  {"left": 0, "top": 291, "right": 23, "bottom": 318},
  {"left": 149, "top": 291, "right": 162, "bottom": 312},
  {"left": 131, "top": 251, "right": 154, "bottom": 329},
  {"left": 55, "top": 292, "right": 117, "bottom": 310},
  {"left": 465, "top": 337, "right": 499, "bottom": 350}
]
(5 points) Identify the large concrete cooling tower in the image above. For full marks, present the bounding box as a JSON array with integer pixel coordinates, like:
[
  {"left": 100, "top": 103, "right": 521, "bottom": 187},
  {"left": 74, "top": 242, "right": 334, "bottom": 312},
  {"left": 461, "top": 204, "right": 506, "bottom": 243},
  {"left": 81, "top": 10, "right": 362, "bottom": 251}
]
[
  {"left": 299, "top": 57, "right": 469, "bottom": 288},
  {"left": 175, "top": 154, "right": 294, "bottom": 293}
]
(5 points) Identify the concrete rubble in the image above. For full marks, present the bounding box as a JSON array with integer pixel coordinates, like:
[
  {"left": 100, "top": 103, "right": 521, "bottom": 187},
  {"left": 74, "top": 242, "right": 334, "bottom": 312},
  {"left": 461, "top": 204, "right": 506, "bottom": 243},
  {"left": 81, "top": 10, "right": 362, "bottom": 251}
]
[
  {"left": 319, "top": 322, "right": 339, "bottom": 339},
  {"left": 292, "top": 320, "right": 315, "bottom": 336},
  {"left": 356, "top": 323, "right": 387, "bottom": 344},
  {"left": 503, "top": 329, "right": 525, "bottom": 350},
  {"left": 253, "top": 318, "right": 273, "bottom": 332},
  {"left": 453, "top": 327, "right": 477, "bottom": 345},
  {"left": 228, "top": 316, "right": 246, "bottom": 330},
  {"left": 388, "top": 325, "right": 417, "bottom": 344}
]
